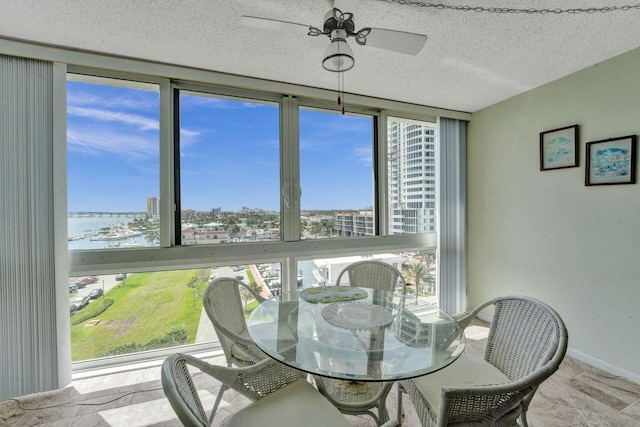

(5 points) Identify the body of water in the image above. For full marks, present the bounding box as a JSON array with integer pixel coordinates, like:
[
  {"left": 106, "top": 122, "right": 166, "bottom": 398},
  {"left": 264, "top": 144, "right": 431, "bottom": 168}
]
[
  {"left": 68, "top": 215, "right": 324, "bottom": 287},
  {"left": 68, "top": 214, "right": 149, "bottom": 250}
]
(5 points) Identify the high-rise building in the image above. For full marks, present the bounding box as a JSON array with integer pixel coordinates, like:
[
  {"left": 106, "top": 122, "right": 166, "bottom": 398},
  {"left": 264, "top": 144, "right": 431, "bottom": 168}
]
[
  {"left": 146, "top": 196, "right": 159, "bottom": 217},
  {"left": 334, "top": 121, "right": 437, "bottom": 237},
  {"left": 388, "top": 121, "right": 436, "bottom": 234}
]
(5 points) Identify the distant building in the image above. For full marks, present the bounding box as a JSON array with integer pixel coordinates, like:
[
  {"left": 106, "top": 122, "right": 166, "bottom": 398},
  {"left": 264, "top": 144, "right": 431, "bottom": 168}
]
[
  {"left": 335, "top": 211, "right": 374, "bottom": 237},
  {"left": 210, "top": 207, "right": 221, "bottom": 216},
  {"left": 181, "top": 226, "right": 229, "bottom": 245},
  {"left": 146, "top": 197, "right": 159, "bottom": 217}
]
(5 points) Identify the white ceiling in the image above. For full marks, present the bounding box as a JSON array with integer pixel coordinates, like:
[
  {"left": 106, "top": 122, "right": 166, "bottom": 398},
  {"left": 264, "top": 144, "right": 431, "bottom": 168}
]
[{"left": 1, "top": 0, "right": 639, "bottom": 112}]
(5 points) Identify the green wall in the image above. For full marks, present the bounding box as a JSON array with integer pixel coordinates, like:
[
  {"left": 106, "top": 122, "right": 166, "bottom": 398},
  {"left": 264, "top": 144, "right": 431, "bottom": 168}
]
[{"left": 467, "top": 47, "right": 640, "bottom": 380}]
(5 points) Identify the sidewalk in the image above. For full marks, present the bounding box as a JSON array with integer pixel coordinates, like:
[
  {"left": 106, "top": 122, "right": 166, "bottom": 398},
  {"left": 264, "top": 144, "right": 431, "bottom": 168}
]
[
  {"left": 195, "top": 303, "right": 218, "bottom": 343},
  {"left": 195, "top": 264, "right": 271, "bottom": 344}
]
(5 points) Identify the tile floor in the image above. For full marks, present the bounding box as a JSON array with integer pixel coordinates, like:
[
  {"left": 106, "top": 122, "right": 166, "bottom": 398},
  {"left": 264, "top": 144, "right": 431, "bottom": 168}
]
[{"left": 2, "top": 322, "right": 640, "bottom": 426}]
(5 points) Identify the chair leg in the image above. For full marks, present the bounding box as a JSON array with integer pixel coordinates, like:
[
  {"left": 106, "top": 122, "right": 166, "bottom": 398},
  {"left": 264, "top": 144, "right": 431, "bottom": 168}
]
[
  {"left": 378, "top": 397, "right": 390, "bottom": 425},
  {"left": 209, "top": 383, "right": 228, "bottom": 424},
  {"left": 396, "top": 382, "right": 404, "bottom": 425}
]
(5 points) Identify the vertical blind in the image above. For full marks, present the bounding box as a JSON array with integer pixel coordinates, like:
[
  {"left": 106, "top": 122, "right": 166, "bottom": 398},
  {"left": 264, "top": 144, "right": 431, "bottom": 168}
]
[
  {"left": 438, "top": 118, "right": 467, "bottom": 315},
  {"left": 0, "top": 54, "right": 58, "bottom": 399}
]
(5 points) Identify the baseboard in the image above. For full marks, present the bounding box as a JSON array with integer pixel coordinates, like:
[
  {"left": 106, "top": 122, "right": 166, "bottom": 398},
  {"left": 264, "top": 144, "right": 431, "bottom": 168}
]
[
  {"left": 476, "top": 312, "right": 492, "bottom": 323},
  {"left": 474, "top": 312, "right": 640, "bottom": 385},
  {"left": 566, "top": 348, "right": 640, "bottom": 385}
]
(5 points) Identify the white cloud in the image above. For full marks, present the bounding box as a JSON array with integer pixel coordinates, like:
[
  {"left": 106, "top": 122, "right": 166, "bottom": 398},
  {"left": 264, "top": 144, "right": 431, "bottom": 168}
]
[
  {"left": 68, "top": 127, "right": 158, "bottom": 159},
  {"left": 180, "top": 128, "right": 201, "bottom": 146},
  {"left": 67, "top": 92, "right": 158, "bottom": 112},
  {"left": 68, "top": 106, "right": 159, "bottom": 131},
  {"left": 353, "top": 146, "right": 373, "bottom": 166},
  {"left": 180, "top": 95, "right": 266, "bottom": 110}
]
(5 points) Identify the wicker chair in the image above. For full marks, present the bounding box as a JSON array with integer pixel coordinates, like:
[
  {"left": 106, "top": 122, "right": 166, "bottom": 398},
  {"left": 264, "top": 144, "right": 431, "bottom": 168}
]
[
  {"left": 312, "top": 260, "right": 407, "bottom": 426},
  {"left": 399, "top": 295, "right": 568, "bottom": 427},
  {"left": 336, "top": 259, "right": 407, "bottom": 294},
  {"left": 162, "top": 353, "right": 401, "bottom": 427},
  {"left": 202, "top": 277, "right": 269, "bottom": 419}
]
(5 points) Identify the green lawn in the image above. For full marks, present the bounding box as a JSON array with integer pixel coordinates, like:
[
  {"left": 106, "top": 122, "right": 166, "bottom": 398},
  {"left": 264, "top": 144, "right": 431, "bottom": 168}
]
[{"left": 70, "top": 269, "right": 206, "bottom": 361}]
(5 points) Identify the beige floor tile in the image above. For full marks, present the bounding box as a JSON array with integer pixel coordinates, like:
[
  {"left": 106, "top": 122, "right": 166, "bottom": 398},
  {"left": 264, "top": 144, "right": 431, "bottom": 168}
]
[
  {"left": 620, "top": 399, "right": 640, "bottom": 424},
  {"left": 530, "top": 376, "right": 578, "bottom": 410},
  {"left": 0, "top": 399, "right": 28, "bottom": 426},
  {"left": 579, "top": 408, "right": 639, "bottom": 427},
  {"left": 576, "top": 371, "right": 640, "bottom": 405},
  {"left": 528, "top": 403, "right": 588, "bottom": 427},
  {"left": 12, "top": 412, "right": 42, "bottom": 427}
]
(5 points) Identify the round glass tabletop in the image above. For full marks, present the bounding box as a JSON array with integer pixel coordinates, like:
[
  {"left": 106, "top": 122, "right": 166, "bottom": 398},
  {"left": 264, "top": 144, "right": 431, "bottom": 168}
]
[{"left": 247, "top": 287, "right": 465, "bottom": 382}]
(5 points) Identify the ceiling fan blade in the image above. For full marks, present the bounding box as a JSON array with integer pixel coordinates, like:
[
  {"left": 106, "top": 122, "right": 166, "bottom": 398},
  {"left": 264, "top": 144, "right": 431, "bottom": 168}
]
[
  {"left": 363, "top": 28, "right": 428, "bottom": 56},
  {"left": 241, "top": 16, "right": 311, "bottom": 35}
]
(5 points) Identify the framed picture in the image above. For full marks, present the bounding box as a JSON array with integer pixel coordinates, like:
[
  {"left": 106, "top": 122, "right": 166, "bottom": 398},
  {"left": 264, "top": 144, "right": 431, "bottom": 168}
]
[
  {"left": 540, "top": 124, "right": 579, "bottom": 170},
  {"left": 585, "top": 135, "right": 637, "bottom": 186}
]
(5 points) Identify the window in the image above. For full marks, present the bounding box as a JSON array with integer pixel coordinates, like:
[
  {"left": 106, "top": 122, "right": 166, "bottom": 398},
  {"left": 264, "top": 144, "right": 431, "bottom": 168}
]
[
  {"left": 67, "top": 75, "right": 160, "bottom": 249},
  {"left": 68, "top": 263, "right": 280, "bottom": 361},
  {"left": 299, "top": 108, "right": 375, "bottom": 239},
  {"left": 66, "top": 70, "right": 451, "bottom": 367},
  {"left": 177, "top": 91, "right": 280, "bottom": 244}
]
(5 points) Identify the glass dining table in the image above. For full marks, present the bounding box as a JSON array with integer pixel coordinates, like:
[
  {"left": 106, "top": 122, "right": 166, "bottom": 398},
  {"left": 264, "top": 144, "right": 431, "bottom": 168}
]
[{"left": 247, "top": 286, "right": 465, "bottom": 383}]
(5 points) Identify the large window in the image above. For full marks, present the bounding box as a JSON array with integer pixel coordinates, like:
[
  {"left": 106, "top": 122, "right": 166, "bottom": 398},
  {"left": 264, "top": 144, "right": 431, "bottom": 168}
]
[
  {"left": 66, "top": 70, "right": 450, "bottom": 366},
  {"left": 67, "top": 75, "right": 160, "bottom": 249}
]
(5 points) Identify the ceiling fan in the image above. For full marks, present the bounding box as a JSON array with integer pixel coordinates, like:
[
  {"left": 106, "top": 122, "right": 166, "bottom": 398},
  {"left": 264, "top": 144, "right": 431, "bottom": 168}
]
[{"left": 241, "top": 1, "right": 428, "bottom": 73}]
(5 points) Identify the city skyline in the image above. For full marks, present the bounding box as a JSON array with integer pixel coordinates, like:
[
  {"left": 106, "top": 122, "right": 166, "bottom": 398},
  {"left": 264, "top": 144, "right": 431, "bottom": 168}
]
[{"left": 67, "top": 79, "right": 374, "bottom": 213}]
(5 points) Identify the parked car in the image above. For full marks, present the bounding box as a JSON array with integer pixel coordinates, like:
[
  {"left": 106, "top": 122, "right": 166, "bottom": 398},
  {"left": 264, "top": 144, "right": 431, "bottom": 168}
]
[
  {"left": 89, "top": 288, "right": 103, "bottom": 299},
  {"left": 72, "top": 276, "right": 98, "bottom": 289},
  {"left": 68, "top": 284, "right": 78, "bottom": 293},
  {"left": 70, "top": 304, "right": 78, "bottom": 315},
  {"left": 69, "top": 295, "right": 90, "bottom": 310},
  {"left": 235, "top": 275, "right": 244, "bottom": 281},
  {"left": 115, "top": 273, "right": 127, "bottom": 281},
  {"left": 232, "top": 265, "right": 244, "bottom": 272}
]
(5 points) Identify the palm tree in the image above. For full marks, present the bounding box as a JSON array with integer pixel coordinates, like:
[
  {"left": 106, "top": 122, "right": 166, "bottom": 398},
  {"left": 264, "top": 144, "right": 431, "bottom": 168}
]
[
  {"left": 144, "top": 229, "right": 159, "bottom": 246},
  {"left": 406, "top": 263, "right": 429, "bottom": 297}
]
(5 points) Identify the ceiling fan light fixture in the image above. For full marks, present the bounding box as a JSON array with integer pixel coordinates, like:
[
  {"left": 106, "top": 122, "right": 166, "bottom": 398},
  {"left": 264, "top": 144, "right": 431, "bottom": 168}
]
[{"left": 322, "top": 29, "right": 354, "bottom": 72}]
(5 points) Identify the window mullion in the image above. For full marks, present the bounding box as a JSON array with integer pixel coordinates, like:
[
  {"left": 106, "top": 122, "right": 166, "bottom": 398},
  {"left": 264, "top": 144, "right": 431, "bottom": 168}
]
[
  {"left": 377, "top": 111, "right": 389, "bottom": 236},
  {"left": 280, "top": 95, "right": 300, "bottom": 242},
  {"left": 281, "top": 95, "right": 299, "bottom": 293},
  {"left": 160, "top": 79, "right": 174, "bottom": 247}
]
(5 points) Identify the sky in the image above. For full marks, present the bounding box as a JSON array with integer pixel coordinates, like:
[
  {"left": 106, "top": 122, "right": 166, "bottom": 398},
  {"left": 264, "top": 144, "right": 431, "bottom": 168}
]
[{"left": 67, "top": 79, "right": 374, "bottom": 213}]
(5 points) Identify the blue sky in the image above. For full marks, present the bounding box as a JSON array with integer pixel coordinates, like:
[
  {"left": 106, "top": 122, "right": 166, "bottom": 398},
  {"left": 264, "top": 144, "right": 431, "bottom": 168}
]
[{"left": 67, "top": 80, "right": 373, "bottom": 212}]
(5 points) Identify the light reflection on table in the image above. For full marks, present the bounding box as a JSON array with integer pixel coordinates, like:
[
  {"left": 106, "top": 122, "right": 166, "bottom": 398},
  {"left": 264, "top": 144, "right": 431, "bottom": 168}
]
[{"left": 247, "top": 287, "right": 464, "bottom": 382}]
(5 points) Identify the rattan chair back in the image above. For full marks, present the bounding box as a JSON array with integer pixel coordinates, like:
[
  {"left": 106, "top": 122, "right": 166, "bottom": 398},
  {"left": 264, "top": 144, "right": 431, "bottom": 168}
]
[
  {"left": 202, "top": 276, "right": 267, "bottom": 366},
  {"left": 336, "top": 260, "right": 406, "bottom": 293}
]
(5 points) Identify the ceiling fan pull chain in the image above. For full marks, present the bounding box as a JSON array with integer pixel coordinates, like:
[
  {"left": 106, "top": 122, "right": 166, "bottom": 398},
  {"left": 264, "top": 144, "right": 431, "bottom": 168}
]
[
  {"left": 340, "top": 72, "right": 345, "bottom": 115},
  {"left": 337, "top": 70, "right": 342, "bottom": 107}
]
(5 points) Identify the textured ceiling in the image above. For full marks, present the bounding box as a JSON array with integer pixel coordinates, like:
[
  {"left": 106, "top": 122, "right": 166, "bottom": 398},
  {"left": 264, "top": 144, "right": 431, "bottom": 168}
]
[{"left": 1, "top": 0, "right": 639, "bottom": 112}]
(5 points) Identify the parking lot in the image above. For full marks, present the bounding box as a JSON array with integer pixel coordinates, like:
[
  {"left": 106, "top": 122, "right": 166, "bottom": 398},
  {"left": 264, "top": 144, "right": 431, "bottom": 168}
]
[{"left": 69, "top": 274, "right": 126, "bottom": 313}]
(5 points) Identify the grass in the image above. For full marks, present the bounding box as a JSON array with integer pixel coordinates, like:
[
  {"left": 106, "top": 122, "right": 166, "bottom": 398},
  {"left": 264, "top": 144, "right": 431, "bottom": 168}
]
[{"left": 70, "top": 269, "right": 206, "bottom": 361}]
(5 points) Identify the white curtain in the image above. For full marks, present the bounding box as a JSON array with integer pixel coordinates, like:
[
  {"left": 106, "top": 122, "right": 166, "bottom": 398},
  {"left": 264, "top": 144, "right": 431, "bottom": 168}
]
[
  {"left": 438, "top": 117, "right": 467, "bottom": 315},
  {"left": 0, "top": 54, "right": 59, "bottom": 399}
]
